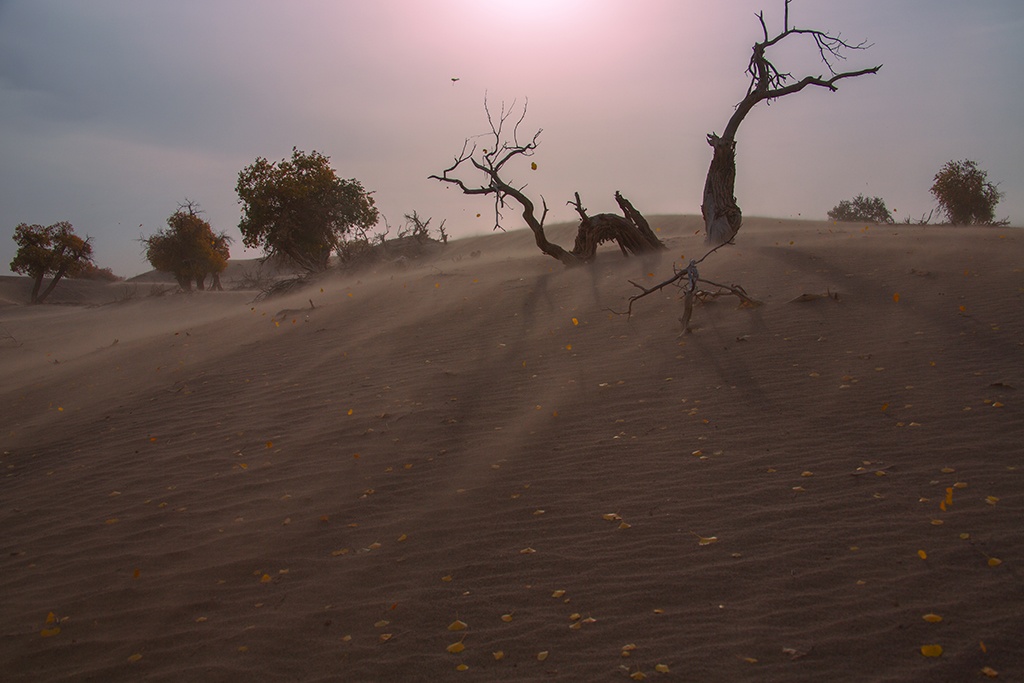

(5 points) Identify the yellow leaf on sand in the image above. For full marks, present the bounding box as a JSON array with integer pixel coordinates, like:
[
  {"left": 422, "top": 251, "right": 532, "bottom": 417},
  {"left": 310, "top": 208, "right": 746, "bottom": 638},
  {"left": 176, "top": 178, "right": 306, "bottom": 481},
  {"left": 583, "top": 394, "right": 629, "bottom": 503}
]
[
  {"left": 520, "top": 547, "right": 536, "bottom": 554},
  {"left": 493, "top": 651, "right": 505, "bottom": 660},
  {"left": 446, "top": 641, "right": 465, "bottom": 654},
  {"left": 448, "top": 620, "right": 468, "bottom": 631},
  {"left": 985, "top": 495, "right": 999, "bottom": 505},
  {"left": 922, "top": 613, "right": 942, "bottom": 623},
  {"left": 893, "top": 293, "right": 900, "bottom": 303},
  {"left": 551, "top": 590, "right": 566, "bottom": 598},
  {"left": 988, "top": 557, "right": 1002, "bottom": 567},
  {"left": 456, "top": 664, "right": 469, "bottom": 671},
  {"left": 501, "top": 613, "right": 514, "bottom": 622},
  {"left": 45, "top": 612, "right": 57, "bottom": 625},
  {"left": 630, "top": 672, "right": 646, "bottom": 681},
  {"left": 40, "top": 627, "right": 61, "bottom": 637},
  {"left": 619, "top": 522, "right": 632, "bottom": 530},
  {"left": 697, "top": 535, "right": 718, "bottom": 546},
  {"left": 374, "top": 620, "right": 390, "bottom": 628},
  {"left": 655, "top": 663, "right": 670, "bottom": 673},
  {"left": 571, "top": 317, "right": 579, "bottom": 326},
  {"left": 260, "top": 574, "right": 272, "bottom": 583},
  {"left": 981, "top": 665, "right": 999, "bottom": 677},
  {"left": 441, "top": 574, "right": 453, "bottom": 582},
  {"left": 127, "top": 653, "right": 143, "bottom": 663},
  {"left": 602, "top": 513, "right": 621, "bottom": 521},
  {"left": 537, "top": 651, "right": 549, "bottom": 661},
  {"left": 918, "top": 550, "right": 927, "bottom": 560},
  {"left": 920, "top": 644, "right": 943, "bottom": 657}
]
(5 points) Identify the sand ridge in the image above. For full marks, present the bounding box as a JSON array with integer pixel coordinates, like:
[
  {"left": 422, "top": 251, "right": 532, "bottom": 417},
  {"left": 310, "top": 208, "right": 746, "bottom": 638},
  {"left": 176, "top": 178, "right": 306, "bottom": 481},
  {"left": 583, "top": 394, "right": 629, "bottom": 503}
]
[{"left": 1, "top": 218, "right": 1022, "bottom": 681}]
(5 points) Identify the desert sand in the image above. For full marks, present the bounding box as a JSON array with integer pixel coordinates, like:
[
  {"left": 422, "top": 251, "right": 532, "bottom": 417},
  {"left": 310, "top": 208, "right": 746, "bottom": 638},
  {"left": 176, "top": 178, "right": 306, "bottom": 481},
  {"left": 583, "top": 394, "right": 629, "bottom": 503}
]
[{"left": 1, "top": 217, "right": 1022, "bottom": 682}]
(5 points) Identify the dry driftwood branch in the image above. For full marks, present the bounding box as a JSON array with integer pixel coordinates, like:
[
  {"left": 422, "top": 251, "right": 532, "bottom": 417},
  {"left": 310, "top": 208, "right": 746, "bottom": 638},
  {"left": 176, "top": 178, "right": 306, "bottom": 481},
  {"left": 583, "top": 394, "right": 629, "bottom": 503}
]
[{"left": 431, "top": 99, "right": 664, "bottom": 265}]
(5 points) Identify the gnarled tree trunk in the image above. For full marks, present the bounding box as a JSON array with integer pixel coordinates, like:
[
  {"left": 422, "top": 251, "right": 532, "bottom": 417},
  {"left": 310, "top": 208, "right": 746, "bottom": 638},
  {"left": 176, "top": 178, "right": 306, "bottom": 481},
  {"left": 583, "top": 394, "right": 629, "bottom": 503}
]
[
  {"left": 702, "top": 134, "right": 742, "bottom": 245},
  {"left": 569, "top": 191, "right": 665, "bottom": 262}
]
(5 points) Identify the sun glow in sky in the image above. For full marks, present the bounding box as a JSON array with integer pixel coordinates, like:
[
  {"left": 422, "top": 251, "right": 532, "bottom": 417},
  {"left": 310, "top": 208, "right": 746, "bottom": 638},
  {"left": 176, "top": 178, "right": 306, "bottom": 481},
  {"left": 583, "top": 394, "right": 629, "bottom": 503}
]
[{"left": 1, "top": 0, "right": 1022, "bottom": 276}]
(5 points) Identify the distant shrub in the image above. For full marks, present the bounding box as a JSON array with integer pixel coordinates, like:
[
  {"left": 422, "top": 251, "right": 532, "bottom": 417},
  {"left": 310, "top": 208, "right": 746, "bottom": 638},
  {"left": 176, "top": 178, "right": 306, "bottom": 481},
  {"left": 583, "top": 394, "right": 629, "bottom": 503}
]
[
  {"left": 70, "top": 262, "right": 122, "bottom": 282},
  {"left": 828, "top": 195, "right": 894, "bottom": 224},
  {"left": 930, "top": 159, "right": 1005, "bottom": 225}
]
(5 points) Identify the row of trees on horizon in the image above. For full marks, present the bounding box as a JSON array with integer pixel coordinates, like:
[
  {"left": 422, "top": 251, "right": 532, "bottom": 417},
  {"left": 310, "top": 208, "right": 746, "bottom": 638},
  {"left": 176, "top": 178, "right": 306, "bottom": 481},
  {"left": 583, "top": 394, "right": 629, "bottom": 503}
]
[{"left": 7, "top": 152, "right": 1009, "bottom": 304}]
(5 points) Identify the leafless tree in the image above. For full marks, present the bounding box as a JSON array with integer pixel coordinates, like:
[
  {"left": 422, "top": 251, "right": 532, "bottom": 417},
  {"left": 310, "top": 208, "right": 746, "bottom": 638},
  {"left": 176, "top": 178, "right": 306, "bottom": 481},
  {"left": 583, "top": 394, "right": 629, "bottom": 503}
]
[
  {"left": 430, "top": 99, "right": 664, "bottom": 266},
  {"left": 702, "top": 0, "right": 881, "bottom": 244}
]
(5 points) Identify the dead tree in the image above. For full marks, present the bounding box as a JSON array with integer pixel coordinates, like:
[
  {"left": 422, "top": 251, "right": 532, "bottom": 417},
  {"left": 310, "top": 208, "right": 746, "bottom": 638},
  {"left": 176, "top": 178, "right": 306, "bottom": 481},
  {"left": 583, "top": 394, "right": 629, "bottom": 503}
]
[
  {"left": 703, "top": 0, "right": 881, "bottom": 244},
  {"left": 430, "top": 99, "right": 665, "bottom": 266}
]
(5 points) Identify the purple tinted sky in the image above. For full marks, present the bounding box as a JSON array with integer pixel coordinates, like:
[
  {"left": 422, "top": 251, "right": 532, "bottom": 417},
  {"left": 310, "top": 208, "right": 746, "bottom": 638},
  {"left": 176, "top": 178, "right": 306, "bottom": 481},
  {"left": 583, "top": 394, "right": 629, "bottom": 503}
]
[{"left": 2, "top": 0, "right": 1022, "bottom": 276}]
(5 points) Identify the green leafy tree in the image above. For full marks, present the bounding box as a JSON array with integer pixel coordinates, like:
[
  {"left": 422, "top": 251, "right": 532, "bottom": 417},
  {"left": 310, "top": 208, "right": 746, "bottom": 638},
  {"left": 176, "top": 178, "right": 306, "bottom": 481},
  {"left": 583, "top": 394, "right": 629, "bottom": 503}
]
[
  {"left": 930, "top": 159, "right": 1004, "bottom": 225},
  {"left": 142, "top": 201, "right": 231, "bottom": 291},
  {"left": 828, "top": 194, "right": 894, "bottom": 223},
  {"left": 236, "top": 148, "right": 379, "bottom": 272},
  {"left": 10, "top": 221, "right": 94, "bottom": 303}
]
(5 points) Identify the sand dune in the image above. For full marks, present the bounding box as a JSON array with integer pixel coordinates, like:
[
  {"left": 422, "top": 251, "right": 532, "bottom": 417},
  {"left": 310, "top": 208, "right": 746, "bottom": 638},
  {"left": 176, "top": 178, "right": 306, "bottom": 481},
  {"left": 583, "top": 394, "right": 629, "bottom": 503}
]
[{"left": 1, "top": 217, "right": 1022, "bottom": 682}]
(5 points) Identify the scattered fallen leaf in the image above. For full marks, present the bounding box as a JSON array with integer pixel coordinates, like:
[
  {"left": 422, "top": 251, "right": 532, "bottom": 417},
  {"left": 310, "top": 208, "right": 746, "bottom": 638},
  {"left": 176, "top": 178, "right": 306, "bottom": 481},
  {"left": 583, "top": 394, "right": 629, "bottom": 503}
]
[
  {"left": 551, "top": 590, "right": 566, "bottom": 598},
  {"left": 920, "top": 644, "right": 943, "bottom": 657},
  {"left": 655, "top": 663, "right": 670, "bottom": 673},
  {"left": 446, "top": 641, "right": 465, "bottom": 654},
  {"left": 602, "top": 513, "right": 622, "bottom": 521},
  {"left": 374, "top": 620, "right": 390, "bottom": 628},
  {"left": 501, "top": 613, "right": 514, "bottom": 622},
  {"left": 537, "top": 651, "right": 549, "bottom": 661},
  {"left": 448, "top": 620, "right": 468, "bottom": 631},
  {"left": 40, "top": 627, "right": 60, "bottom": 638},
  {"left": 987, "top": 557, "right": 1002, "bottom": 567},
  {"left": 918, "top": 550, "right": 928, "bottom": 560},
  {"left": 694, "top": 533, "right": 717, "bottom": 546},
  {"left": 520, "top": 547, "right": 536, "bottom": 554},
  {"left": 127, "top": 654, "right": 142, "bottom": 663},
  {"left": 259, "top": 574, "right": 271, "bottom": 583},
  {"left": 493, "top": 650, "right": 505, "bottom": 660},
  {"left": 195, "top": 616, "right": 208, "bottom": 623},
  {"left": 630, "top": 672, "right": 646, "bottom": 680},
  {"left": 981, "top": 666, "right": 999, "bottom": 678},
  {"left": 985, "top": 495, "right": 999, "bottom": 505},
  {"left": 441, "top": 575, "right": 453, "bottom": 582}
]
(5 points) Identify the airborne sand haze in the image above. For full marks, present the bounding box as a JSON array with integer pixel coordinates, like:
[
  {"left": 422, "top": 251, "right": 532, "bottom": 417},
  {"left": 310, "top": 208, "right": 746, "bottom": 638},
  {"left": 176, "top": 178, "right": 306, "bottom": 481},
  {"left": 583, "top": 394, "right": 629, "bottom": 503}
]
[{"left": 1, "top": 218, "right": 1022, "bottom": 680}]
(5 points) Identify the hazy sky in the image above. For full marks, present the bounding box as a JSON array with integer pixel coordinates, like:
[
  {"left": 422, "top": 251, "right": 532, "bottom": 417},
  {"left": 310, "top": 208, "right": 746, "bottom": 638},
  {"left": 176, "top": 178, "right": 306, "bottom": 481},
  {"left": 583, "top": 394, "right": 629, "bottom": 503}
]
[{"left": 2, "top": 0, "right": 1022, "bottom": 277}]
